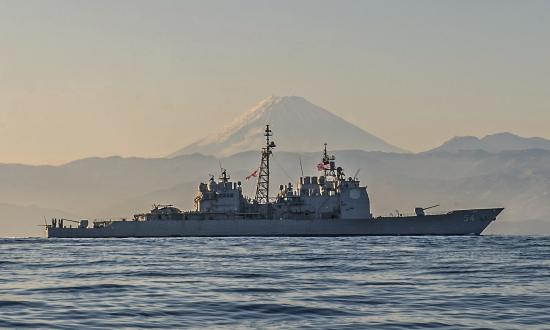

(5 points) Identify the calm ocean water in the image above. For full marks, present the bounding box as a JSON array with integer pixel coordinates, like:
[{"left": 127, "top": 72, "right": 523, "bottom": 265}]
[{"left": 1, "top": 236, "right": 549, "bottom": 329}]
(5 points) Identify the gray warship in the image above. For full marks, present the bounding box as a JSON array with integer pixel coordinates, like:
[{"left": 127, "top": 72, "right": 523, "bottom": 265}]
[{"left": 47, "top": 125, "right": 503, "bottom": 238}]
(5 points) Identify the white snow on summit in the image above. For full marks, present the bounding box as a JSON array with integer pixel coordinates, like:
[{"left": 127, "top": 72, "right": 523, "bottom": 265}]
[{"left": 170, "top": 96, "right": 407, "bottom": 157}]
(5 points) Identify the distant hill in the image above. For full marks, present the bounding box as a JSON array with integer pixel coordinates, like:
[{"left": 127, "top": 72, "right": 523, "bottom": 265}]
[
  {"left": 1, "top": 149, "right": 549, "bottom": 236},
  {"left": 428, "top": 132, "right": 550, "bottom": 153},
  {"left": 169, "top": 95, "right": 407, "bottom": 157}
]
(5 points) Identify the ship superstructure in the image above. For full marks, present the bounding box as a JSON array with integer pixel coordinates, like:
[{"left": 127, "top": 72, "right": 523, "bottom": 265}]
[
  {"left": 46, "top": 125, "right": 503, "bottom": 238},
  {"left": 190, "top": 125, "right": 371, "bottom": 222}
]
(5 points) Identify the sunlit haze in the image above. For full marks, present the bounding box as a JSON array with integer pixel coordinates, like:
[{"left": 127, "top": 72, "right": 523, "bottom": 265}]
[{"left": 1, "top": 0, "right": 549, "bottom": 164}]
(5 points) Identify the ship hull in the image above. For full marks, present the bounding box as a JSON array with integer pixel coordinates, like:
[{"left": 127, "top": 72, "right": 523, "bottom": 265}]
[{"left": 47, "top": 208, "right": 503, "bottom": 238}]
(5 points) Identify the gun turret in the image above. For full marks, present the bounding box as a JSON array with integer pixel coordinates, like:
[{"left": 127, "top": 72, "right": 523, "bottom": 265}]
[{"left": 415, "top": 204, "right": 440, "bottom": 216}]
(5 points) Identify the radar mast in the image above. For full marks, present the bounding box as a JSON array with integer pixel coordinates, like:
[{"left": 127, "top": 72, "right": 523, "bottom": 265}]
[{"left": 255, "top": 125, "right": 276, "bottom": 210}]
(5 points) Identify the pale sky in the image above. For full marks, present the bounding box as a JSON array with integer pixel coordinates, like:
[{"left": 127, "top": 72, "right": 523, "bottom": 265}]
[{"left": 1, "top": 0, "right": 549, "bottom": 165}]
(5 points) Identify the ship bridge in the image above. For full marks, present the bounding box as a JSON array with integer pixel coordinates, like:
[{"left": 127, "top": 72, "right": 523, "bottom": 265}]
[{"left": 194, "top": 169, "right": 245, "bottom": 214}]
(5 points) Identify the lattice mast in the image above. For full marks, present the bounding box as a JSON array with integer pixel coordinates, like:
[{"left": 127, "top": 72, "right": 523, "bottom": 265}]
[
  {"left": 322, "top": 143, "right": 336, "bottom": 177},
  {"left": 255, "top": 125, "right": 276, "bottom": 206}
]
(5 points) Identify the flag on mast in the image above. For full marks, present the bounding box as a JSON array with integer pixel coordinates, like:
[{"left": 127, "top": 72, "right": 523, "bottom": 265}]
[
  {"left": 246, "top": 168, "right": 259, "bottom": 180},
  {"left": 316, "top": 162, "right": 330, "bottom": 171}
]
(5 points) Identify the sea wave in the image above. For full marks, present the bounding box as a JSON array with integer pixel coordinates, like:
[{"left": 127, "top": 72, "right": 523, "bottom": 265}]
[{"left": 1, "top": 236, "right": 549, "bottom": 329}]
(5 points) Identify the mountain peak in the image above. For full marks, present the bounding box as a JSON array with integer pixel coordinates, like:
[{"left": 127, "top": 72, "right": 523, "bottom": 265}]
[
  {"left": 261, "top": 95, "right": 306, "bottom": 104},
  {"left": 170, "top": 96, "right": 407, "bottom": 157},
  {"left": 248, "top": 95, "right": 325, "bottom": 118},
  {"left": 485, "top": 132, "right": 519, "bottom": 139}
]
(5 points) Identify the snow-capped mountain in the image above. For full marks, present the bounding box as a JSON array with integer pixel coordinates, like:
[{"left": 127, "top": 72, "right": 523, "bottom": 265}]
[
  {"left": 170, "top": 96, "right": 407, "bottom": 157},
  {"left": 428, "top": 132, "right": 550, "bottom": 153}
]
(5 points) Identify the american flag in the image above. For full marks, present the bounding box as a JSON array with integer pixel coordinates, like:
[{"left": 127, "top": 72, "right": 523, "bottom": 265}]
[
  {"left": 316, "top": 162, "right": 330, "bottom": 171},
  {"left": 245, "top": 169, "right": 259, "bottom": 180}
]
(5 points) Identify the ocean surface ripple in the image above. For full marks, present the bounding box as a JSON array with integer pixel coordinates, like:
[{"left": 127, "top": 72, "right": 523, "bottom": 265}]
[{"left": 1, "top": 236, "right": 549, "bottom": 329}]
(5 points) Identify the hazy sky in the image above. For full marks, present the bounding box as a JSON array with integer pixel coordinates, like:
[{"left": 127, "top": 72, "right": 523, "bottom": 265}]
[{"left": 1, "top": 0, "right": 549, "bottom": 164}]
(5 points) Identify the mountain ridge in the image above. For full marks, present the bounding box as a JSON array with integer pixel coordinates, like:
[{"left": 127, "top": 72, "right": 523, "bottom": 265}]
[{"left": 427, "top": 132, "right": 550, "bottom": 153}]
